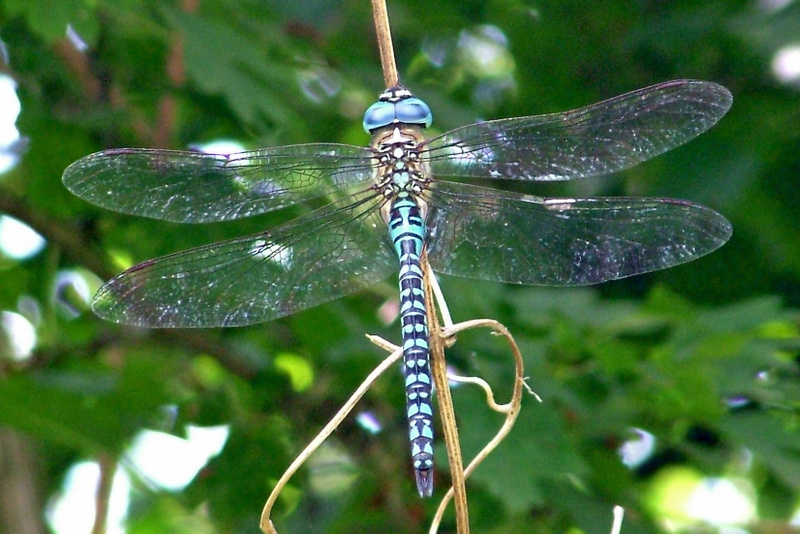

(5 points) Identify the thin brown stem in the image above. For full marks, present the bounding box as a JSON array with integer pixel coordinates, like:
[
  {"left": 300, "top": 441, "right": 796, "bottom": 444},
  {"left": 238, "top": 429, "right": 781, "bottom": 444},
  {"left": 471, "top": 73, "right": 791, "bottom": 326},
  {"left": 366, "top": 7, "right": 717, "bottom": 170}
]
[
  {"left": 371, "top": 0, "right": 400, "bottom": 87},
  {"left": 91, "top": 454, "right": 115, "bottom": 534},
  {"left": 431, "top": 318, "right": 528, "bottom": 529},
  {"left": 0, "top": 429, "right": 44, "bottom": 534},
  {"left": 154, "top": 0, "right": 195, "bottom": 147},
  {"left": 260, "top": 337, "right": 405, "bottom": 533},
  {"left": 423, "top": 256, "right": 469, "bottom": 534}
]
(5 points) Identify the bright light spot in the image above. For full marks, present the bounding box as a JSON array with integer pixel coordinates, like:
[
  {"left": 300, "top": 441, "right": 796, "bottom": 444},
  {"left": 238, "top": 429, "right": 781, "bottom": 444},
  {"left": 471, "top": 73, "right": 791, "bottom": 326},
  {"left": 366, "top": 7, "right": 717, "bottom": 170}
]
[
  {"left": 686, "top": 477, "right": 755, "bottom": 526},
  {"left": 192, "top": 139, "right": 246, "bottom": 155},
  {"left": 619, "top": 428, "right": 656, "bottom": 468},
  {"left": 0, "top": 74, "right": 22, "bottom": 174},
  {"left": 0, "top": 310, "right": 36, "bottom": 361},
  {"left": 437, "top": 142, "right": 496, "bottom": 169},
  {"left": 759, "top": 0, "right": 794, "bottom": 12},
  {"left": 0, "top": 215, "right": 46, "bottom": 259},
  {"left": 274, "top": 352, "right": 314, "bottom": 391},
  {"left": 250, "top": 239, "right": 292, "bottom": 267},
  {"left": 377, "top": 298, "right": 399, "bottom": 325},
  {"left": 54, "top": 270, "right": 93, "bottom": 318},
  {"left": 645, "top": 465, "right": 702, "bottom": 524},
  {"left": 725, "top": 395, "right": 752, "bottom": 409},
  {"left": 46, "top": 427, "right": 227, "bottom": 533},
  {"left": 790, "top": 505, "right": 800, "bottom": 526},
  {"left": 298, "top": 66, "right": 341, "bottom": 103},
  {"left": 307, "top": 443, "right": 357, "bottom": 495},
  {"left": 457, "top": 25, "right": 514, "bottom": 77},
  {"left": 421, "top": 38, "right": 448, "bottom": 68},
  {"left": 544, "top": 198, "right": 578, "bottom": 211},
  {"left": 611, "top": 505, "right": 624, "bottom": 534},
  {"left": 46, "top": 461, "right": 129, "bottom": 534},
  {"left": 127, "top": 425, "right": 229, "bottom": 491},
  {"left": 772, "top": 44, "right": 800, "bottom": 85},
  {"left": 66, "top": 25, "right": 88, "bottom": 52},
  {"left": 356, "top": 411, "right": 382, "bottom": 434}
]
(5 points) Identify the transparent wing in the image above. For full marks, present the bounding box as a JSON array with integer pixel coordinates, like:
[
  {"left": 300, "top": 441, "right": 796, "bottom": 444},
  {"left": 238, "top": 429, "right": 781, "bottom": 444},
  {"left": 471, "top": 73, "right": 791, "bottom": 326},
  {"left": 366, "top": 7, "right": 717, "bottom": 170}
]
[
  {"left": 424, "top": 181, "right": 731, "bottom": 285},
  {"left": 423, "top": 79, "right": 732, "bottom": 181},
  {"left": 92, "top": 191, "right": 395, "bottom": 327},
  {"left": 63, "top": 144, "right": 376, "bottom": 223}
]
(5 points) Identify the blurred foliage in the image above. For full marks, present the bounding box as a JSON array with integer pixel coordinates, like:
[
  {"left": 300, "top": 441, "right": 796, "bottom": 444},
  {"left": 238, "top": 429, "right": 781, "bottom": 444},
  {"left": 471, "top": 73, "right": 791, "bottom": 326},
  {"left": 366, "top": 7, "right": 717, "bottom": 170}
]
[{"left": 0, "top": 0, "right": 799, "bottom": 532}]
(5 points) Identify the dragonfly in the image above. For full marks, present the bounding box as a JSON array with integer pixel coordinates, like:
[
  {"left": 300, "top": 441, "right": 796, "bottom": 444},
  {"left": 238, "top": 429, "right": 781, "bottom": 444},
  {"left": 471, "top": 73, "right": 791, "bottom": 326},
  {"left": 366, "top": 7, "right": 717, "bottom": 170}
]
[{"left": 63, "top": 79, "right": 732, "bottom": 497}]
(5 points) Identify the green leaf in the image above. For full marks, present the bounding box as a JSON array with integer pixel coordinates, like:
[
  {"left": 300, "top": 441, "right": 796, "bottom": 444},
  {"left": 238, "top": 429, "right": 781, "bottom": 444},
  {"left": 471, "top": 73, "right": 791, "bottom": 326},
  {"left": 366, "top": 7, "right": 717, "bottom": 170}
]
[
  {"left": 5, "top": 0, "right": 98, "bottom": 43},
  {"left": 452, "top": 387, "right": 587, "bottom": 512},
  {"left": 0, "top": 353, "right": 174, "bottom": 452}
]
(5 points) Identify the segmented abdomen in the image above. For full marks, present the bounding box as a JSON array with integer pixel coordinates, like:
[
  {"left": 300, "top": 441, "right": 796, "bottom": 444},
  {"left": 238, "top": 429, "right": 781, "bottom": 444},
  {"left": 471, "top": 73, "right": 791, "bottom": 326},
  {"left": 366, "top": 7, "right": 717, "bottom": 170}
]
[{"left": 388, "top": 194, "right": 434, "bottom": 497}]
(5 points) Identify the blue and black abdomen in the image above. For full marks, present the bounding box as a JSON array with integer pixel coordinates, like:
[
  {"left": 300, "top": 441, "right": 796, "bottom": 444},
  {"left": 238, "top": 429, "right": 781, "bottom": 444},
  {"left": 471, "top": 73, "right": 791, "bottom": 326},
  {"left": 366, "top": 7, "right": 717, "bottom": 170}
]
[{"left": 388, "top": 195, "right": 434, "bottom": 496}]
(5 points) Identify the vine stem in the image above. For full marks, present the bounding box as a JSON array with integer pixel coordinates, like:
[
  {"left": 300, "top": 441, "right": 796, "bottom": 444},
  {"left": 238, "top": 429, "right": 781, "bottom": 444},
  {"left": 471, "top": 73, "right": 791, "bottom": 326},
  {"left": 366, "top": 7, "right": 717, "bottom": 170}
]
[
  {"left": 422, "top": 256, "right": 469, "bottom": 533},
  {"left": 371, "top": 0, "right": 400, "bottom": 87}
]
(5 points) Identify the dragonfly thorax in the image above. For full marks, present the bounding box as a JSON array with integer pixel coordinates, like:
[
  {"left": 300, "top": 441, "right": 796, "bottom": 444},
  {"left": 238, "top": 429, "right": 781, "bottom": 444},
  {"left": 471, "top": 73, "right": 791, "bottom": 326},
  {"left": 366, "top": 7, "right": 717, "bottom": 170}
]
[
  {"left": 372, "top": 128, "right": 428, "bottom": 191},
  {"left": 371, "top": 126, "right": 430, "bottom": 222}
]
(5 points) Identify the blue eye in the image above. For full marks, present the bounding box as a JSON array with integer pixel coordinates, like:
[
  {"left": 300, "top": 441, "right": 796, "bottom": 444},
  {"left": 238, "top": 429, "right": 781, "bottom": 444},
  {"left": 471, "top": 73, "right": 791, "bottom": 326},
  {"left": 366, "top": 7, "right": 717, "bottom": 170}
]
[
  {"left": 363, "top": 96, "right": 434, "bottom": 133},
  {"left": 395, "top": 98, "right": 432, "bottom": 128},
  {"left": 363, "top": 101, "right": 397, "bottom": 133}
]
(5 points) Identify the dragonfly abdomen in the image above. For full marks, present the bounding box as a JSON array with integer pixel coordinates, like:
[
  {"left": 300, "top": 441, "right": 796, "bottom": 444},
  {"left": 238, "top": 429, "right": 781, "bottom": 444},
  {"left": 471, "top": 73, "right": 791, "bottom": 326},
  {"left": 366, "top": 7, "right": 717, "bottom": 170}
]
[{"left": 388, "top": 194, "right": 434, "bottom": 497}]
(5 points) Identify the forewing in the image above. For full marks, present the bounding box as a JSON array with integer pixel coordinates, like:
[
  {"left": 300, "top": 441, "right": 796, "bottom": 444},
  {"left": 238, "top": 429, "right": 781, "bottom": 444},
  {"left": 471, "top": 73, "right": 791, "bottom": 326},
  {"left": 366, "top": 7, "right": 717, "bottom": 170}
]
[
  {"left": 425, "top": 181, "right": 731, "bottom": 286},
  {"left": 423, "top": 80, "right": 732, "bottom": 181},
  {"left": 63, "top": 144, "right": 375, "bottom": 223},
  {"left": 92, "top": 192, "right": 394, "bottom": 327}
]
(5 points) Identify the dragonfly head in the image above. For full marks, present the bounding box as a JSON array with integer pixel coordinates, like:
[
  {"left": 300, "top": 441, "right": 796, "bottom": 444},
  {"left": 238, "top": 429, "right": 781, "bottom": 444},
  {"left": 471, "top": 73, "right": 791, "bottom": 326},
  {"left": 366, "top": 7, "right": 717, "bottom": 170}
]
[{"left": 363, "top": 86, "right": 432, "bottom": 133}]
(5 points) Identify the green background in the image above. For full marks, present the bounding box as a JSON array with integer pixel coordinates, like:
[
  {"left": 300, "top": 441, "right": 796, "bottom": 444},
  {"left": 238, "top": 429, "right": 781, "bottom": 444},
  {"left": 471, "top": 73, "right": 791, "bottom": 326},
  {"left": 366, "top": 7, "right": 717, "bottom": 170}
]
[{"left": 1, "top": 0, "right": 799, "bottom": 532}]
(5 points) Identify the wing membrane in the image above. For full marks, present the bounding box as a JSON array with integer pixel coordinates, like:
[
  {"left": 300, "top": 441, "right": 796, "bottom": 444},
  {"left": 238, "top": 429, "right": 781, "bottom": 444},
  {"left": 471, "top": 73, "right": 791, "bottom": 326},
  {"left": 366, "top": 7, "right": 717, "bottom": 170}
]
[
  {"left": 63, "top": 144, "right": 375, "bottom": 223},
  {"left": 92, "top": 191, "right": 394, "bottom": 327},
  {"left": 425, "top": 181, "right": 731, "bottom": 285},
  {"left": 423, "top": 80, "right": 732, "bottom": 181}
]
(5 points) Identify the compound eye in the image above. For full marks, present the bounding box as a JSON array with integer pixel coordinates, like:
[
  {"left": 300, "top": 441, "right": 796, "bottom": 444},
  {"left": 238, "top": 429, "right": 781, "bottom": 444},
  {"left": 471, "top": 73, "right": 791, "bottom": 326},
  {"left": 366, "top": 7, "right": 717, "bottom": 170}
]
[
  {"left": 395, "top": 98, "right": 432, "bottom": 128},
  {"left": 363, "top": 101, "right": 396, "bottom": 133}
]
